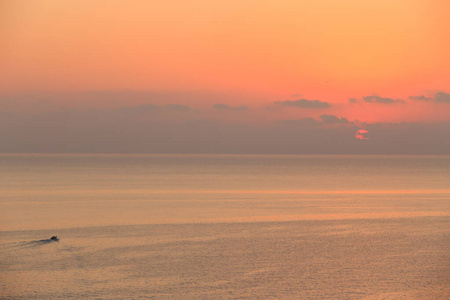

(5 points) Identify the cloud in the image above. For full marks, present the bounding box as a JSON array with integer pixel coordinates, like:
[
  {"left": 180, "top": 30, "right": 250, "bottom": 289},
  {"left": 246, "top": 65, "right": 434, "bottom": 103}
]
[
  {"left": 118, "top": 103, "right": 161, "bottom": 114},
  {"left": 408, "top": 91, "right": 450, "bottom": 103},
  {"left": 320, "top": 114, "right": 349, "bottom": 124},
  {"left": 277, "top": 117, "right": 319, "bottom": 127},
  {"left": 434, "top": 92, "right": 450, "bottom": 103},
  {"left": 118, "top": 103, "right": 191, "bottom": 114},
  {"left": 278, "top": 115, "right": 351, "bottom": 127},
  {"left": 1, "top": 90, "right": 449, "bottom": 154},
  {"left": 167, "top": 104, "right": 191, "bottom": 111},
  {"left": 348, "top": 98, "right": 360, "bottom": 103},
  {"left": 1, "top": 105, "right": 449, "bottom": 154},
  {"left": 275, "top": 99, "right": 331, "bottom": 108},
  {"left": 363, "top": 94, "right": 403, "bottom": 104},
  {"left": 212, "top": 103, "right": 248, "bottom": 111},
  {"left": 409, "top": 95, "right": 432, "bottom": 101}
]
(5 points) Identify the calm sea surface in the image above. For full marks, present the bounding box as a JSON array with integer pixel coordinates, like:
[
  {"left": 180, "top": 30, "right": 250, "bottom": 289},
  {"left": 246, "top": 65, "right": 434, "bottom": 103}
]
[{"left": 1, "top": 154, "right": 449, "bottom": 299}]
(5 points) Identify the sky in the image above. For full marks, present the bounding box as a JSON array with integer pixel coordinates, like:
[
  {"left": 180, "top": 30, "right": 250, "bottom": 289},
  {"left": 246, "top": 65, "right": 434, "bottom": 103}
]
[{"left": 1, "top": 0, "right": 449, "bottom": 154}]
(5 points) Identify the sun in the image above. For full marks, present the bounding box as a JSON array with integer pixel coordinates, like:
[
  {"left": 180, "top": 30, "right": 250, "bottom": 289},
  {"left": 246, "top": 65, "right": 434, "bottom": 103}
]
[{"left": 356, "top": 129, "right": 369, "bottom": 140}]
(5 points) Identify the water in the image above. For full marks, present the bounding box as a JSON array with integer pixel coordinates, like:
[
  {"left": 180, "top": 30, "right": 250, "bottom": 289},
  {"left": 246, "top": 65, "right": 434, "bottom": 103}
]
[{"left": 0, "top": 154, "right": 449, "bottom": 299}]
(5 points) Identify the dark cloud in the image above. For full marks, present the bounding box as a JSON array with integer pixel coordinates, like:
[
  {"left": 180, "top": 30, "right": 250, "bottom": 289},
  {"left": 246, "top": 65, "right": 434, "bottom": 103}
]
[
  {"left": 320, "top": 115, "right": 349, "bottom": 124},
  {"left": 212, "top": 104, "right": 248, "bottom": 111},
  {"left": 408, "top": 91, "right": 450, "bottom": 103},
  {"left": 277, "top": 117, "right": 319, "bottom": 127},
  {"left": 277, "top": 115, "right": 350, "bottom": 127},
  {"left": 348, "top": 98, "right": 360, "bottom": 103},
  {"left": 118, "top": 103, "right": 161, "bottom": 114},
  {"left": 409, "top": 95, "right": 432, "bottom": 101},
  {"left": 275, "top": 99, "right": 331, "bottom": 108},
  {"left": 1, "top": 90, "right": 449, "bottom": 154},
  {"left": 0, "top": 89, "right": 252, "bottom": 112},
  {"left": 363, "top": 94, "right": 403, "bottom": 104},
  {"left": 0, "top": 106, "right": 448, "bottom": 154},
  {"left": 118, "top": 104, "right": 191, "bottom": 114},
  {"left": 167, "top": 104, "right": 191, "bottom": 111},
  {"left": 434, "top": 92, "right": 450, "bottom": 103}
]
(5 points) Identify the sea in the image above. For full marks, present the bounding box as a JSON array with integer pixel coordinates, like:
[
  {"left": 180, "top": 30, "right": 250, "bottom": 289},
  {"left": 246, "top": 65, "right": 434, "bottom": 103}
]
[{"left": 0, "top": 154, "right": 449, "bottom": 299}]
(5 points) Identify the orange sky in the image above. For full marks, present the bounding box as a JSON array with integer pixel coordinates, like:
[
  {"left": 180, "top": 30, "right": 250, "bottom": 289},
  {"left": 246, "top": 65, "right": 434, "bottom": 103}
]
[{"left": 1, "top": 0, "right": 450, "bottom": 123}]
